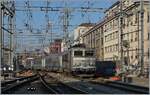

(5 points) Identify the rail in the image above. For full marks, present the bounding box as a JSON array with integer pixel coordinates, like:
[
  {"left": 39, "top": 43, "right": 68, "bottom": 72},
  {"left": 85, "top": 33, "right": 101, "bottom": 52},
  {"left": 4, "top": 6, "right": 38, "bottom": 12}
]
[
  {"left": 105, "top": 81, "right": 149, "bottom": 94},
  {"left": 1, "top": 80, "right": 17, "bottom": 87},
  {"left": 91, "top": 80, "right": 149, "bottom": 94},
  {"left": 1, "top": 74, "right": 37, "bottom": 86},
  {"left": 59, "top": 81, "right": 88, "bottom": 94},
  {"left": 1, "top": 74, "right": 39, "bottom": 94},
  {"left": 39, "top": 73, "right": 88, "bottom": 94},
  {"left": 39, "top": 75, "right": 59, "bottom": 94}
]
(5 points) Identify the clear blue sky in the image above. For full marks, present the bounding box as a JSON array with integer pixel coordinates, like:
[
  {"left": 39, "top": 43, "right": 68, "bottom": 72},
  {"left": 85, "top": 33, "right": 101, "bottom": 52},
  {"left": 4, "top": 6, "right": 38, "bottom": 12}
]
[{"left": 14, "top": 0, "right": 118, "bottom": 52}]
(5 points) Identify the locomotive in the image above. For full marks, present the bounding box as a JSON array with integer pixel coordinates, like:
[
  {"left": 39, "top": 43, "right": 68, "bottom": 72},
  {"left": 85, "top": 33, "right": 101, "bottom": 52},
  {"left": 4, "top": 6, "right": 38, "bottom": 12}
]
[{"left": 62, "top": 44, "right": 96, "bottom": 76}]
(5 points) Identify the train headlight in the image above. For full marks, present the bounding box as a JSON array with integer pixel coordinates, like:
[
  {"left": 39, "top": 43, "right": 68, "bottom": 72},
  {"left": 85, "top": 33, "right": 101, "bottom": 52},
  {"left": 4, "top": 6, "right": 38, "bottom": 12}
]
[
  {"left": 8, "top": 67, "right": 11, "bottom": 70},
  {"left": 3, "top": 67, "right": 6, "bottom": 71}
]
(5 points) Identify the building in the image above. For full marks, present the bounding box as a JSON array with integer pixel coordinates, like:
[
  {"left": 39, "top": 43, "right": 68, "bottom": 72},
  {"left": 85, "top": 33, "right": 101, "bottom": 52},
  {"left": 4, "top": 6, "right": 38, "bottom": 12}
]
[
  {"left": 73, "top": 23, "right": 95, "bottom": 45},
  {"left": 82, "top": 23, "right": 104, "bottom": 60},
  {"left": 49, "top": 39, "right": 62, "bottom": 54},
  {"left": 81, "top": 0, "right": 150, "bottom": 75},
  {"left": 103, "top": 0, "right": 149, "bottom": 70}
]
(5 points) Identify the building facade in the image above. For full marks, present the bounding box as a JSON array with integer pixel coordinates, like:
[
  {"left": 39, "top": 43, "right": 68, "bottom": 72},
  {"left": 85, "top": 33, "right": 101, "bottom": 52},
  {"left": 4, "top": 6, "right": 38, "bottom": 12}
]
[
  {"left": 103, "top": 0, "right": 150, "bottom": 69},
  {"left": 49, "top": 39, "right": 62, "bottom": 54},
  {"left": 81, "top": 0, "right": 150, "bottom": 74},
  {"left": 73, "top": 23, "right": 94, "bottom": 45},
  {"left": 82, "top": 23, "right": 104, "bottom": 60}
]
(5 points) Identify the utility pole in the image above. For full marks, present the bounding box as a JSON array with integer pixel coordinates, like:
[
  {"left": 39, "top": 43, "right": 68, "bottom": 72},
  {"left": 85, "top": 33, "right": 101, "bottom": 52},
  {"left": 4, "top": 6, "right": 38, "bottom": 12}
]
[
  {"left": 0, "top": 1, "right": 3, "bottom": 66},
  {"left": 45, "top": 0, "right": 52, "bottom": 44},
  {"left": 62, "top": 7, "right": 70, "bottom": 50},
  {"left": 120, "top": 0, "right": 124, "bottom": 74},
  {"left": 0, "top": 1, "right": 4, "bottom": 68},
  {"left": 9, "top": 15, "right": 14, "bottom": 70},
  {"left": 140, "top": 0, "right": 144, "bottom": 76}
]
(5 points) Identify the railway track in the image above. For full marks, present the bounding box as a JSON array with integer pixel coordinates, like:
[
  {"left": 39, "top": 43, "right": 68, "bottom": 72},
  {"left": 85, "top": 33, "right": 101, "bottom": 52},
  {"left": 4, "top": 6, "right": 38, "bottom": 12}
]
[
  {"left": 1, "top": 72, "right": 88, "bottom": 94},
  {"left": 39, "top": 74, "right": 88, "bottom": 94},
  {"left": 1, "top": 74, "right": 43, "bottom": 94},
  {"left": 2, "top": 71, "right": 148, "bottom": 94},
  {"left": 91, "top": 79, "right": 149, "bottom": 94},
  {"left": 1, "top": 74, "right": 58, "bottom": 94},
  {"left": 47, "top": 72, "right": 149, "bottom": 94}
]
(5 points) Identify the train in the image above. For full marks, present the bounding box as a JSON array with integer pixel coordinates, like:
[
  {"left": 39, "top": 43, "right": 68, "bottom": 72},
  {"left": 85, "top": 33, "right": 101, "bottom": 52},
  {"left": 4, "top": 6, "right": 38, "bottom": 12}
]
[
  {"left": 62, "top": 44, "right": 96, "bottom": 76},
  {"left": 28, "top": 44, "right": 117, "bottom": 77},
  {"left": 95, "top": 61, "right": 117, "bottom": 77},
  {"left": 44, "top": 54, "right": 62, "bottom": 72},
  {"left": 29, "top": 44, "right": 96, "bottom": 76},
  {"left": 32, "top": 54, "right": 62, "bottom": 72}
]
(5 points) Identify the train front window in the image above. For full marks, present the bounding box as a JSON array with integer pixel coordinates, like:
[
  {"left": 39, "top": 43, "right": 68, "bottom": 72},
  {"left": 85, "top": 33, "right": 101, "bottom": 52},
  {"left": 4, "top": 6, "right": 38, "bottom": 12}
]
[
  {"left": 85, "top": 51, "right": 94, "bottom": 57},
  {"left": 74, "top": 51, "right": 83, "bottom": 57}
]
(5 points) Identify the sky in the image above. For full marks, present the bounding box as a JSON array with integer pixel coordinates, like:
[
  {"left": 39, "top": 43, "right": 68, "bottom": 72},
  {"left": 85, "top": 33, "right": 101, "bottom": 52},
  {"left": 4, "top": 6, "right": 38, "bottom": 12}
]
[{"left": 14, "top": 0, "right": 118, "bottom": 52}]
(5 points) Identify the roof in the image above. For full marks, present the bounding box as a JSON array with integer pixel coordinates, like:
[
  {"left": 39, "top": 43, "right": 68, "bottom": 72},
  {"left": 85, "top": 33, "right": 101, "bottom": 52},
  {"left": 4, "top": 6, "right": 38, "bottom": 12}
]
[
  {"left": 104, "top": 1, "right": 120, "bottom": 13},
  {"left": 105, "top": 0, "right": 150, "bottom": 13},
  {"left": 71, "top": 43, "right": 86, "bottom": 48},
  {"left": 79, "top": 23, "right": 96, "bottom": 27}
]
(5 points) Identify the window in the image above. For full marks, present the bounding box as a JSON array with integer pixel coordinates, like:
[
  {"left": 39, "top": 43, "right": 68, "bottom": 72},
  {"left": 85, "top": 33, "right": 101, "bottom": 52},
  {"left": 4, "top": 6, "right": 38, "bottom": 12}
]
[
  {"left": 135, "top": 55, "right": 138, "bottom": 59},
  {"left": 112, "top": 32, "right": 115, "bottom": 39},
  {"left": 105, "top": 25, "right": 107, "bottom": 31},
  {"left": 113, "top": 45, "right": 115, "bottom": 51},
  {"left": 135, "top": 37, "right": 138, "bottom": 41},
  {"left": 107, "top": 47, "right": 109, "bottom": 52},
  {"left": 105, "top": 36, "right": 107, "bottom": 42},
  {"left": 131, "top": 55, "right": 133, "bottom": 59},
  {"left": 112, "top": 20, "right": 114, "bottom": 29},
  {"left": 116, "top": 44, "right": 118, "bottom": 50},
  {"left": 136, "top": 48, "right": 138, "bottom": 54},
  {"left": 148, "top": 12, "right": 149, "bottom": 23},
  {"left": 131, "top": 33, "right": 133, "bottom": 42},
  {"left": 130, "top": 16, "right": 133, "bottom": 25},
  {"left": 105, "top": 47, "right": 107, "bottom": 52},
  {"left": 115, "top": 31, "right": 118, "bottom": 38},
  {"left": 116, "top": 44, "right": 118, "bottom": 51},
  {"left": 109, "top": 34, "right": 111, "bottom": 40},
  {"left": 107, "top": 35, "right": 109, "bottom": 41},
  {"left": 74, "top": 51, "right": 83, "bottom": 57},
  {"left": 85, "top": 50, "right": 94, "bottom": 57},
  {"left": 110, "top": 46, "right": 112, "bottom": 52},
  {"left": 148, "top": 32, "right": 150, "bottom": 40},
  {"left": 148, "top": 48, "right": 149, "bottom": 59},
  {"left": 135, "top": 13, "right": 139, "bottom": 23}
]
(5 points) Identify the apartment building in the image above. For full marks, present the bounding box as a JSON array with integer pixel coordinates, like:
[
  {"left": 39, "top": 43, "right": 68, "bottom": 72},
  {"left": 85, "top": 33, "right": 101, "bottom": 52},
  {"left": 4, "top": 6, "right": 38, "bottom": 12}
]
[
  {"left": 73, "top": 23, "right": 94, "bottom": 45},
  {"left": 104, "top": 0, "right": 149, "bottom": 69},
  {"left": 49, "top": 39, "right": 62, "bottom": 54},
  {"left": 81, "top": 0, "right": 149, "bottom": 72},
  {"left": 82, "top": 22, "right": 104, "bottom": 60}
]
